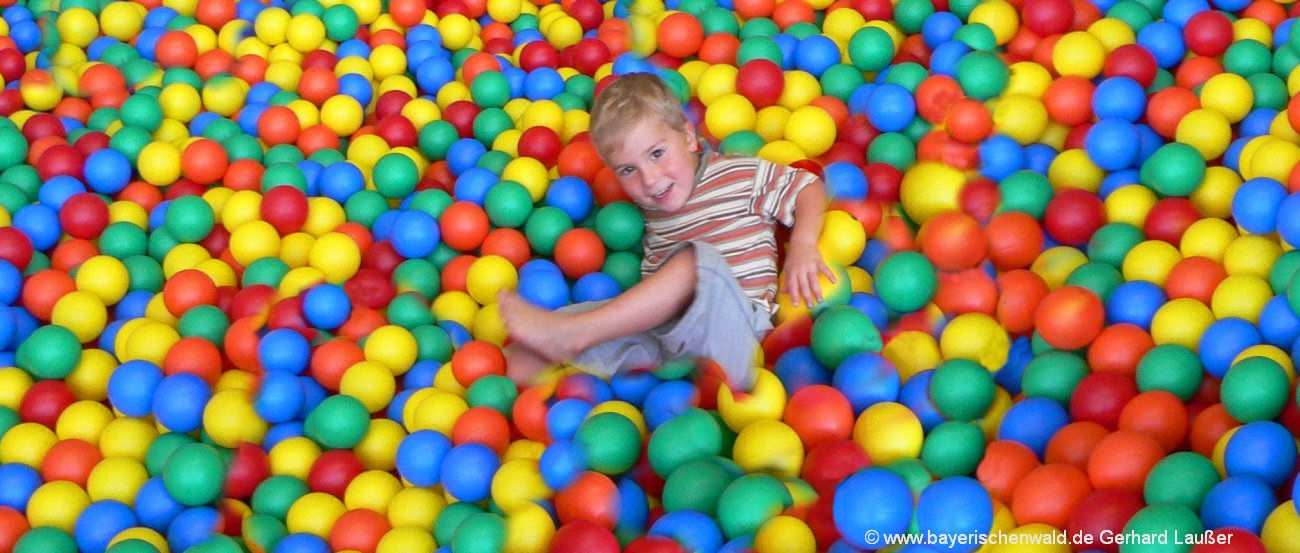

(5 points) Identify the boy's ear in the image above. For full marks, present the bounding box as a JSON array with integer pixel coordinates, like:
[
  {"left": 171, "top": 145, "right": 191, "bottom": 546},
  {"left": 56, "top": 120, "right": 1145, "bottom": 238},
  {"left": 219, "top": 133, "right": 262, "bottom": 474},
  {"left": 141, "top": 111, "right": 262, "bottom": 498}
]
[{"left": 682, "top": 122, "right": 700, "bottom": 152}]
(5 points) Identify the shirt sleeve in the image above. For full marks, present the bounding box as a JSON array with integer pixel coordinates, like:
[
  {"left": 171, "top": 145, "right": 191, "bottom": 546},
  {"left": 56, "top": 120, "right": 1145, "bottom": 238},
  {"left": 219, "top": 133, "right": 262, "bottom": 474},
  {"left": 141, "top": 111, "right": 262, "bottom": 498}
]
[{"left": 750, "top": 158, "right": 820, "bottom": 227}]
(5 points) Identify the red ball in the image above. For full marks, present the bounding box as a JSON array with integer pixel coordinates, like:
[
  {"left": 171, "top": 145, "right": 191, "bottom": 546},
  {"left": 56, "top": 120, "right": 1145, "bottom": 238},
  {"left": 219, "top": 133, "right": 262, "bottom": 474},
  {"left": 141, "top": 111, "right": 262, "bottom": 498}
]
[
  {"left": 1103, "top": 44, "right": 1158, "bottom": 88},
  {"left": 307, "top": 449, "right": 366, "bottom": 498},
  {"left": 1086, "top": 323, "right": 1154, "bottom": 376},
  {"left": 736, "top": 59, "right": 785, "bottom": 109},
  {"left": 224, "top": 315, "right": 266, "bottom": 372},
  {"left": 656, "top": 13, "right": 704, "bottom": 59},
  {"left": 443, "top": 101, "right": 481, "bottom": 138},
  {"left": 568, "top": 0, "right": 604, "bottom": 31},
  {"left": 19, "top": 380, "right": 77, "bottom": 428},
  {"left": 451, "top": 406, "right": 512, "bottom": 456},
  {"left": 1184, "top": 10, "right": 1234, "bottom": 57},
  {"left": 163, "top": 336, "right": 223, "bottom": 385},
  {"left": 256, "top": 105, "right": 301, "bottom": 145},
  {"left": 783, "top": 385, "right": 854, "bottom": 450},
  {"left": 555, "top": 472, "right": 621, "bottom": 528},
  {"left": 22, "top": 113, "right": 64, "bottom": 141},
  {"left": 1069, "top": 372, "right": 1139, "bottom": 430},
  {"left": 1143, "top": 197, "right": 1200, "bottom": 245},
  {"left": 329, "top": 508, "right": 391, "bottom": 553},
  {"left": 984, "top": 212, "right": 1045, "bottom": 271},
  {"left": 1035, "top": 285, "right": 1105, "bottom": 350},
  {"left": 37, "top": 143, "right": 85, "bottom": 181},
  {"left": 518, "top": 126, "right": 563, "bottom": 168},
  {"left": 554, "top": 228, "right": 606, "bottom": 279},
  {"left": 1046, "top": 421, "right": 1109, "bottom": 469},
  {"left": 40, "top": 439, "right": 102, "bottom": 487},
  {"left": 550, "top": 520, "right": 621, "bottom": 553},
  {"left": 164, "top": 269, "right": 219, "bottom": 317},
  {"left": 440, "top": 201, "right": 491, "bottom": 252},
  {"left": 58, "top": 193, "right": 110, "bottom": 240},
  {"left": 1165, "top": 256, "right": 1226, "bottom": 305},
  {"left": 1191, "top": 528, "right": 1267, "bottom": 553},
  {"left": 800, "top": 439, "right": 870, "bottom": 497},
  {"left": 481, "top": 228, "right": 531, "bottom": 268},
  {"left": 1043, "top": 189, "right": 1105, "bottom": 247},
  {"left": 917, "top": 211, "right": 987, "bottom": 271},
  {"left": 260, "top": 186, "right": 309, "bottom": 235},
  {"left": 1066, "top": 489, "right": 1144, "bottom": 553},
  {"left": 344, "top": 268, "right": 396, "bottom": 310},
  {"left": 1085, "top": 430, "right": 1164, "bottom": 492},
  {"left": 1022, "top": 0, "right": 1075, "bottom": 35},
  {"left": 451, "top": 340, "right": 507, "bottom": 387},
  {"left": 625, "top": 536, "right": 687, "bottom": 553},
  {"left": 0, "top": 48, "right": 25, "bottom": 83},
  {"left": 977, "top": 440, "right": 1041, "bottom": 506},
  {"left": 0, "top": 506, "right": 30, "bottom": 553},
  {"left": 375, "top": 115, "right": 418, "bottom": 148},
  {"left": 374, "top": 90, "right": 411, "bottom": 120},
  {"left": 519, "top": 41, "right": 561, "bottom": 71},
  {"left": 224, "top": 443, "right": 270, "bottom": 499},
  {"left": 570, "top": 39, "right": 612, "bottom": 76},
  {"left": 1010, "top": 463, "right": 1093, "bottom": 530}
]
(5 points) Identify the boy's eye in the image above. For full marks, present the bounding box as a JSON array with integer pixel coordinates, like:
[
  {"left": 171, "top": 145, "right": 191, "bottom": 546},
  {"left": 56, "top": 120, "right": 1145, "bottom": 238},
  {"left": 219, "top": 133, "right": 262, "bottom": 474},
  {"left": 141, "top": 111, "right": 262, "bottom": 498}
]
[
  {"left": 618, "top": 167, "right": 635, "bottom": 176},
  {"left": 650, "top": 149, "right": 663, "bottom": 159}
]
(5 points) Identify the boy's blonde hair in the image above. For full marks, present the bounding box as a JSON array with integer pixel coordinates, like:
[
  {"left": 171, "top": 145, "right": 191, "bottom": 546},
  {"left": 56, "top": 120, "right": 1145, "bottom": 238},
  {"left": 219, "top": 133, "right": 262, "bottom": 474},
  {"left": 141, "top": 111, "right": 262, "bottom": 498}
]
[{"left": 588, "top": 72, "right": 690, "bottom": 160}]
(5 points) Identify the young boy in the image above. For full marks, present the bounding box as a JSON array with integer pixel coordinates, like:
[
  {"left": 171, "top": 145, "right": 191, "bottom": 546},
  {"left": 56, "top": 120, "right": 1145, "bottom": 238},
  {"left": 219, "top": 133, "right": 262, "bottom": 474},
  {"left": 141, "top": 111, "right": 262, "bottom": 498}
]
[{"left": 498, "top": 72, "right": 832, "bottom": 391}]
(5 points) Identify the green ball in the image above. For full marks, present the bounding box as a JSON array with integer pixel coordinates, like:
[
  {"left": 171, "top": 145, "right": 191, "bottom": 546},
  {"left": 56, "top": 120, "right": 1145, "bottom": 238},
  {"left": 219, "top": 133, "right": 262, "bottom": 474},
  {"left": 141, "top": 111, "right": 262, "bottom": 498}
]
[
  {"left": 0, "top": 184, "right": 26, "bottom": 215},
  {"left": 647, "top": 408, "right": 724, "bottom": 478},
  {"left": 929, "top": 359, "right": 996, "bottom": 421},
  {"left": 1065, "top": 261, "right": 1123, "bottom": 301},
  {"left": 867, "top": 132, "right": 917, "bottom": 171},
  {"left": 1221, "top": 357, "right": 1290, "bottom": 423},
  {"left": 435, "top": 503, "right": 486, "bottom": 546},
  {"left": 1021, "top": 351, "right": 1089, "bottom": 405},
  {"left": 1143, "top": 451, "right": 1220, "bottom": 512},
  {"left": 409, "top": 189, "right": 454, "bottom": 219},
  {"left": 146, "top": 432, "right": 197, "bottom": 475},
  {"left": 16, "top": 325, "right": 82, "bottom": 379},
  {"left": 388, "top": 292, "right": 436, "bottom": 329},
  {"left": 848, "top": 26, "right": 894, "bottom": 73},
  {"left": 820, "top": 64, "right": 867, "bottom": 101},
  {"left": 412, "top": 324, "right": 454, "bottom": 362},
  {"left": 1087, "top": 223, "right": 1145, "bottom": 269},
  {"left": 576, "top": 412, "right": 642, "bottom": 475},
  {"left": 1106, "top": 1, "right": 1154, "bottom": 32},
  {"left": 451, "top": 512, "right": 507, "bottom": 553},
  {"left": 106, "top": 539, "right": 163, "bottom": 553},
  {"left": 224, "top": 134, "right": 264, "bottom": 162},
  {"left": 120, "top": 94, "right": 164, "bottom": 131},
  {"left": 110, "top": 126, "right": 153, "bottom": 164},
  {"left": 892, "top": 0, "right": 933, "bottom": 33},
  {"left": 466, "top": 374, "right": 518, "bottom": 416},
  {"left": 998, "top": 170, "right": 1054, "bottom": 219},
  {"left": 484, "top": 181, "right": 533, "bottom": 229},
  {"left": 429, "top": 242, "right": 460, "bottom": 269},
  {"left": 594, "top": 202, "right": 644, "bottom": 252},
  {"left": 1135, "top": 344, "right": 1203, "bottom": 401},
  {"left": 739, "top": 17, "right": 779, "bottom": 39},
  {"left": 952, "top": 22, "right": 997, "bottom": 51},
  {"left": 261, "top": 163, "right": 308, "bottom": 193},
  {"left": 0, "top": 129, "right": 27, "bottom": 171},
  {"left": 147, "top": 227, "right": 180, "bottom": 261},
  {"left": 524, "top": 206, "right": 574, "bottom": 256},
  {"left": 698, "top": 6, "right": 739, "bottom": 35},
  {"left": 251, "top": 475, "right": 310, "bottom": 521},
  {"left": 419, "top": 120, "right": 460, "bottom": 161},
  {"left": 186, "top": 535, "right": 243, "bottom": 553},
  {"left": 1248, "top": 73, "right": 1287, "bottom": 110},
  {"left": 873, "top": 251, "right": 937, "bottom": 313},
  {"left": 883, "top": 62, "right": 929, "bottom": 92},
  {"left": 662, "top": 457, "right": 739, "bottom": 516},
  {"left": 264, "top": 144, "right": 304, "bottom": 166},
  {"left": 163, "top": 442, "right": 229, "bottom": 506},
  {"left": 470, "top": 71, "right": 511, "bottom": 109},
  {"left": 1270, "top": 250, "right": 1300, "bottom": 294},
  {"left": 164, "top": 195, "right": 215, "bottom": 243},
  {"left": 373, "top": 153, "right": 419, "bottom": 199},
  {"left": 563, "top": 74, "right": 596, "bottom": 106},
  {"left": 720, "top": 130, "right": 765, "bottom": 156},
  {"left": 1223, "top": 39, "right": 1271, "bottom": 76},
  {"left": 393, "top": 259, "right": 441, "bottom": 299},
  {"left": 885, "top": 457, "right": 935, "bottom": 496},
  {"left": 99, "top": 222, "right": 148, "bottom": 259},
  {"left": 1, "top": 165, "right": 40, "bottom": 201},
  {"left": 473, "top": 108, "right": 515, "bottom": 147},
  {"left": 1139, "top": 143, "right": 1206, "bottom": 197},
  {"left": 921, "top": 421, "right": 985, "bottom": 478},
  {"left": 345, "top": 190, "right": 389, "bottom": 227},
  {"left": 0, "top": 405, "right": 19, "bottom": 438},
  {"left": 242, "top": 257, "right": 290, "bottom": 288},
  {"left": 14, "top": 527, "right": 77, "bottom": 553},
  {"left": 784, "top": 22, "right": 820, "bottom": 39},
  {"left": 737, "top": 36, "right": 783, "bottom": 66},
  {"left": 322, "top": 4, "right": 358, "bottom": 41},
  {"left": 603, "top": 251, "right": 642, "bottom": 291},
  {"left": 178, "top": 304, "right": 230, "bottom": 345},
  {"left": 304, "top": 395, "right": 371, "bottom": 449},
  {"left": 241, "top": 514, "right": 288, "bottom": 553},
  {"left": 715, "top": 474, "right": 792, "bottom": 539},
  {"left": 954, "top": 51, "right": 1008, "bottom": 101},
  {"left": 1122, "top": 504, "right": 1204, "bottom": 552},
  {"left": 810, "top": 305, "right": 883, "bottom": 369}
]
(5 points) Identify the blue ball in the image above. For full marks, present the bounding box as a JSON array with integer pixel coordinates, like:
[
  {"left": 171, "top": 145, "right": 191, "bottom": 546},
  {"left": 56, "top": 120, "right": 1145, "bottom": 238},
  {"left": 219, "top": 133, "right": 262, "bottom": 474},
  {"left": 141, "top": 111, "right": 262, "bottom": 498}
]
[
  {"left": 402, "top": 360, "right": 440, "bottom": 390},
  {"left": 272, "top": 533, "right": 332, "bottom": 553},
  {"left": 0, "top": 309, "right": 13, "bottom": 353},
  {"left": 773, "top": 346, "right": 831, "bottom": 394},
  {"left": 151, "top": 373, "right": 212, "bottom": 433},
  {"left": 1092, "top": 77, "right": 1147, "bottom": 122},
  {"left": 922, "top": 11, "right": 963, "bottom": 48},
  {"left": 440, "top": 443, "right": 500, "bottom": 503},
  {"left": 395, "top": 429, "right": 453, "bottom": 487},
  {"left": 848, "top": 293, "right": 889, "bottom": 330},
  {"left": 546, "top": 398, "right": 592, "bottom": 441},
  {"left": 13, "top": 203, "right": 61, "bottom": 251},
  {"left": 928, "top": 41, "right": 970, "bottom": 77},
  {"left": 1136, "top": 21, "right": 1186, "bottom": 68},
  {"left": 1022, "top": 144, "right": 1057, "bottom": 174},
  {"left": 1239, "top": 108, "right": 1278, "bottom": 138},
  {"left": 297, "top": 376, "right": 328, "bottom": 418},
  {"left": 993, "top": 337, "right": 1034, "bottom": 396},
  {"left": 391, "top": 210, "right": 442, "bottom": 259},
  {"left": 572, "top": 273, "right": 621, "bottom": 303},
  {"left": 1106, "top": 281, "right": 1166, "bottom": 329},
  {"left": 899, "top": 369, "right": 943, "bottom": 432},
  {"left": 978, "top": 134, "right": 1025, "bottom": 182},
  {"left": 254, "top": 370, "right": 304, "bottom": 424},
  {"left": 1198, "top": 317, "right": 1262, "bottom": 378},
  {"left": 75, "top": 500, "right": 137, "bottom": 553},
  {"left": 649, "top": 510, "right": 726, "bottom": 553},
  {"left": 642, "top": 380, "right": 698, "bottom": 430},
  {"left": 997, "top": 396, "right": 1069, "bottom": 458},
  {"left": 167, "top": 506, "right": 221, "bottom": 552},
  {"left": 108, "top": 360, "right": 165, "bottom": 418},
  {"left": 453, "top": 167, "right": 499, "bottom": 205},
  {"left": 1232, "top": 177, "right": 1288, "bottom": 235},
  {"left": 84, "top": 148, "right": 132, "bottom": 194},
  {"left": 524, "top": 67, "right": 566, "bottom": 100},
  {"left": 545, "top": 176, "right": 594, "bottom": 223},
  {"left": 264, "top": 422, "right": 305, "bottom": 450},
  {"left": 539, "top": 439, "right": 588, "bottom": 490},
  {"left": 915, "top": 477, "right": 993, "bottom": 553},
  {"left": 617, "top": 478, "right": 650, "bottom": 532},
  {"left": 794, "top": 35, "right": 840, "bottom": 77},
  {"left": 115, "top": 289, "right": 154, "bottom": 320},
  {"left": 1162, "top": 0, "right": 1210, "bottom": 26},
  {"left": 518, "top": 265, "right": 570, "bottom": 311},
  {"left": 338, "top": 73, "right": 373, "bottom": 107},
  {"left": 834, "top": 352, "right": 900, "bottom": 414},
  {"left": 823, "top": 162, "right": 868, "bottom": 201},
  {"left": 0, "top": 260, "right": 19, "bottom": 306},
  {"left": 416, "top": 57, "right": 456, "bottom": 93},
  {"left": 302, "top": 283, "right": 351, "bottom": 330},
  {"left": 1084, "top": 119, "right": 1140, "bottom": 171},
  {"left": 1275, "top": 192, "right": 1300, "bottom": 249},
  {"left": 447, "top": 139, "right": 488, "bottom": 176},
  {"left": 609, "top": 371, "right": 661, "bottom": 407},
  {"left": 834, "top": 468, "right": 914, "bottom": 549},
  {"left": 246, "top": 82, "right": 280, "bottom": 105},
  {"left": 0, "top": 463, "right": 40, "bottom": 511},
  {"left": 1201, "top": 476, "right": 1275, "bottom": 534},
  {"left": 1224, "top": 420, "right": 1297, "bottom": 488},
  {"left": 1260, "top": 295, "right": 1300, "bottom": 348},
  {"left": 135, "top": 476, "right": 185, "bottom": 531},
  {"left": 258, "top": 328, "right": 311, "bottom": 374},
  {"left": 319, "top": 161, "right": 365, "bottom": 204},
  {"left": 866, "top": 83, "right": 916, "bottom": 133}
]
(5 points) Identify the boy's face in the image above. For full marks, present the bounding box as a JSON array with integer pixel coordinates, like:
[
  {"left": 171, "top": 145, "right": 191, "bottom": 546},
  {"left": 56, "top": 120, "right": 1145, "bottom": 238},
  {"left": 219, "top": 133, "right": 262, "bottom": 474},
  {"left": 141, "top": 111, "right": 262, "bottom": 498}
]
[{"left": 603, "top": 116, "right": 700, "bottom": 213}]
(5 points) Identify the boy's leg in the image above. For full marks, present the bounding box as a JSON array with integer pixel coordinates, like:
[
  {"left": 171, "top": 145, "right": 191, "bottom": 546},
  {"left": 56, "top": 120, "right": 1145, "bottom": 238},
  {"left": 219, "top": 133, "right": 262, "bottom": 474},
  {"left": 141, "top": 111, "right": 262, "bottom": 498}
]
[
  {"left": 504, "top": 343, "right": 551, "bottom": 387},
  {"left": 499, "top": 246, "right": 698, "bottom": 365}
]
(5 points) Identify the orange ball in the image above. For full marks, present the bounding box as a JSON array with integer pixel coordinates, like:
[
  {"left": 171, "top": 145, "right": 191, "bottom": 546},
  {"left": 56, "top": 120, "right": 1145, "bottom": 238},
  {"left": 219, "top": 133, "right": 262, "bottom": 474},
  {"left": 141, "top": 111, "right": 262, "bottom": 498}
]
[
  {"left": 164, "top": 269, "right": 219, "bottom": 318},
  {"left": 310, "top": 338, "right": 365, "bottom": 392},
  {"left": 1045, "top": 421, "right": 1108, "bottom": 469},
  {"left": 555, "top": 472, "right": 620, "bottom": 528},
  {"left": 733, "top": 0, "right": 775, "bottom": 19},
  {"left": 512, "top": 386, "right": 552, "bottom": 443},
  {"left": 918, "top": 211, "right": 987, "bottom": 271},
  {"left": 1034, "top": 285, "right": 1105, "bottom": 350},
  {"left": 915, "top": 75, "right": 963, "bottom": 124},
  {"left": 451, "top": 340, "right": 507, "bottom": 388},
  {"left": 976, "top": 440, "right": 1041, "bottom": 506},
  {"left": 983, "top": 212, "right": 1044, "bottom": 271},
  {"left": 1084, "top": 430, "right": 1164, "bottom": 493},
  {"left": 440, "top": 202, "right": 491, "bottom": 252},
  {"left": 1118, "top": 391, "right": 1188, "bottom": 453},
  {"left": 995, "top": 269, "right": 1049, "bottom": 335},
  {"left": 782, "top": 385, "right": 854, "bottom": 450},
  {"left": 1164, "top": 256, "right": 1225, "bottom": 305},
  {"left": 155, "top": 30, "right": 198, "bottom": 68},
  {"left": 1010, "top": 463, "right": 1093, "bottom": 530},
  {"left": 40, "top": 439, "right": 102, "bottom": 487},
  {"left": 933, "top": 267, "right": 998, "bottom": 316},
  {"left": 554, "top": 229, "right": 606, "bottom": 279},
  {"left": 944, "top": 98, "right": 993, "bottom": 144},
  {"left": 1043, "top": 76, "right": 1095, "bottom": 127},
  {"left": 1146, "top": 86, "right": 1200, "bottom": 139},
  {"left": 182, "top": 138, "right": 229, "bottom": 185},
  {"left": 1086, "top": 323, "right": 1154, "bottom": 376},
  {"left": 329, "top": 509, "right": 391, "bottom": 553},
  {"left": 771, "top": 0, "right": 815, "bottom": 29},
  {"left": 298, "top": 67, "right": 340, "bottom": 107},
  {"left": 163, "top": 336, "right": 223, "bottom": 385},
  {"left": 0, "top": 507, "right": 29, "bottom": 553},
  {"left": 257, "top": 105, "right": 301, "bottom": 146},
  {"left": 557, "top": 142, "right": 605, "bottom": 185},
  {"left": 440, "top": 255, "right": 477, "bottom": 295},
  {"left": 50, "top": 239, "right": 99, "bottom": 273},
  {"left": 656, "top": 13, "right": 704, "bottom": 59},
  {"left": 1189, "top": 402, "right": 1237, "bottom": 457},
  {"left": 194, "top": 0, "right": 236, "bottom": 27},
  {"left": 22, "top": 269, "right": 76, "bottom": 321},
  {"left": 451, "top": 406, "right": 512, "bottom": 456},
  {"left": 481, "top": 228, "right": 531, "bottom": 269}
]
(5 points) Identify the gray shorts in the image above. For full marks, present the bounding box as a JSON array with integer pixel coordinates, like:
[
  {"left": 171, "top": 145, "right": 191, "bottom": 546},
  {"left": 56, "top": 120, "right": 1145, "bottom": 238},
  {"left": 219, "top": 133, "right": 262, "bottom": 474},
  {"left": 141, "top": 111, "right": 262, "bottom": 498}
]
[{"left": 559, "top": 241, "right": 773, "bottom": 390}]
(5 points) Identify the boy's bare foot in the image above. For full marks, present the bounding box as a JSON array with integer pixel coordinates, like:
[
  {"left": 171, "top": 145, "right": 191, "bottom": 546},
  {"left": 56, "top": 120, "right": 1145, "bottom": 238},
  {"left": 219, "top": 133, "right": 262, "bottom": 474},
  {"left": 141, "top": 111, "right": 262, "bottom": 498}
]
[{"left": 498, "top": 291, "right": 586, "bottom": 365}]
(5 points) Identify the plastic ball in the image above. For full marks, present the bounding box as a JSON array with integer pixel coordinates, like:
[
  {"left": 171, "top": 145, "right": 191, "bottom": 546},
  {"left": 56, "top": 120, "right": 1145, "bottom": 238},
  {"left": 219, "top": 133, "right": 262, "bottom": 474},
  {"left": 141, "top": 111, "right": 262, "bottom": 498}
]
[{"left": 834, "top": 468, "right": 914, "bottom": 549}]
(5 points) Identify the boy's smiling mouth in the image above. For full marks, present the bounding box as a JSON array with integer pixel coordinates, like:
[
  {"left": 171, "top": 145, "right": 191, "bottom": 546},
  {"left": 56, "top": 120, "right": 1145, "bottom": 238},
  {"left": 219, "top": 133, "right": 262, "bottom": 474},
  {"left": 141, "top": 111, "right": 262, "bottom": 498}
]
[{"left": 651, "top": 184, "right": 673, "bottom": 199}]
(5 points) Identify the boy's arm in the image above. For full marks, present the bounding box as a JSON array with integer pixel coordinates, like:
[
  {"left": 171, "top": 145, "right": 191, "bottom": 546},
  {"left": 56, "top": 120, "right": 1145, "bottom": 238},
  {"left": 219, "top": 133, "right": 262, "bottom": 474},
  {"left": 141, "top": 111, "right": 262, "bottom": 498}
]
[{"left": 782, "top": 177, "right": 832, "bottom": 307}]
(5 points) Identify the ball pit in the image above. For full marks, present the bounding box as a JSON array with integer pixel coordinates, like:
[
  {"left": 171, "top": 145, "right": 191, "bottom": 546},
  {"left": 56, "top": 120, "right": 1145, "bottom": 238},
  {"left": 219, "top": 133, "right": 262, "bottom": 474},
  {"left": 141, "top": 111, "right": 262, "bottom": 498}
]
[{"left": 4, "top": 0, "right": 1300, "bottom": 548}]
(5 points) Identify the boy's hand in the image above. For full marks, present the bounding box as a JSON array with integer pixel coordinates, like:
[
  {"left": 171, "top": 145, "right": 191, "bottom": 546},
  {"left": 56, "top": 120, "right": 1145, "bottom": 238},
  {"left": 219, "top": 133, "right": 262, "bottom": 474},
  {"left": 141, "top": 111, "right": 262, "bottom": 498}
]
[{"left": 782, "top": 247, "right": 835, "bottom": 307}]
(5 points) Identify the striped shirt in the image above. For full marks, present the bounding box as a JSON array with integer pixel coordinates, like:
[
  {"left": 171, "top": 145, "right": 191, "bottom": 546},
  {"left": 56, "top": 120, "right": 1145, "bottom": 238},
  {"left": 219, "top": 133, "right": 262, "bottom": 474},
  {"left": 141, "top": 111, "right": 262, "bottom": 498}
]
[{"left": 642, "top": 151, "right": 819, "bottom": 315}]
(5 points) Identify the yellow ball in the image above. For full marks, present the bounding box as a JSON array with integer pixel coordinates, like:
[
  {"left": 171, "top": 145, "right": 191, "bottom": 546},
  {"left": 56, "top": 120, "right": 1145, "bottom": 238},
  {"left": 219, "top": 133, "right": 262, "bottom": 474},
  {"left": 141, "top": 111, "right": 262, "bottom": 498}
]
[
  {"left": 254, "top": 6, "right": 291, "bottom": 45},
  {"left": 1211, "top": 274, "right": 1272, "bottom": 323},
  {"left": 821, "top": 8, "right": 865, "bottom": 44},
  {"left": 1224, "top": 235, "right": 1282, "bottom": 278},
  {"left": 757, "top": 140, "right": 807, "bottom": 166},
  {"left": 695, "top": 64, "right": 739, "bottom": 105},
  {"left": 1177, "top": 108, "right": 1232, "bottom": 160},
  {"left": 1151, "top": 297, "right": 1216, "bottom": 350},
  {"left": 1200, "top": 73, "right": 1254, "bottom": 123},
  {"left": 968, "top": 0, "right": 1018, "bottom": 45},
  {"left": 778, "top": 70, "right": 822, "bottom": 110},
  {"left": 1104, "top": 184, "right": 1158, "bottom": 228},
  {"left": 123, "top": 321, "right": 181, "bottom": 367},
  {"left": 900, "top": 162, "right": 965, "bottom": 224},
  {"left": 287, "top": 13, "right": 327, "bottom": 52},
  {"left": 364, "top": 325, "right": 418, "bottom": 374},
  {"left": 55, "top": 399, "right": 114, "bottom": 444},
  {"left": 340, "top": 361, "right": 398, "bottom": 413},
  {"left": 377, "top": 527, "right": 437, "bottom": 553},
  {"left": 501, "top": 157, "right": 549, "bottom": 202},
  {"left": 370, "top": 43, "right": 408, "bottom": 80},
  {"left": 717, "top": 369, "right": 786, "bottom": 432},
  {"left": 881, "top": 330, "right": 942, "bottom": 382},
  {"left": 108, "top": 528, "right": 169, "bottom": 552},
  {"left": 66, "top": 349, "right": 116, "bottom": 402},
  {"left": 409, "top": 390, "right": 468, "bottom": 435},
  {"left": 1180, "top": 218, "right": 1238, "bottom": 262},
  {"left": 160, "top": 82, "right": 202, "bottom": 123},
  {"left": 466, "top": 255, "right": 520, "bottom": 306},
  {"left": 86, "top": 456, "right": 149, "bottom": 504},
  {"left": 1047, "top": 149, "right": 1103, "bottom": 193},
  {"left": 753, "top": 105, "right": 790, "bottom": 142},
  {"left": 387, "top": 487, "right": 446, "bottom": 529},
  {"left": 1005, "top": 62, "right": 1053, "bottom": 99},
  {"left": 504, "top": 501, "right": 556, "bottom": 553},
  {"left": 1086, "top": 17, "right": 1136, "bottom": 52},
  {"left": 438, "top": 13, "right": 475, "bottom": 50},
  {"left": 354, "top": 418, "right": 405, "bottom": 472},
  {"left": 1053, "top": 31, "right": 1106, "bottom": 78},
  {"left": 309, "top": 231, "right": 362, "bottom": 283},
  {"left": 754, "top": 515, "right": 817, "bottom": 553},
  {"left": 988, "top": 524, "right": 1074, "bottom": 553},
  {"left": 230, "top": 219, "right": 282, "bottom": 267},
  {"left": 98, "top": 417, "right": 158, "bottom": 461},
  {"left": 1263, "top": 501, "right": 1300, "bottom": 553},
  {"left": 100, "top": 2, "right": 145, "bottom": 41},
  {"left": 472, "top": 302, "right": 508, "bottom": 346},
  {"left": 268, "top": 436, "right": 323, "bottom": 479},
  {"left": 992, "top": 94, "right": 1049, "bottom": 144},
  {"left": 732, "top": 419, "right": 805, "bottom": 478},
  {"left": 1122, "top": 240, "right": 1183, "bottom": 287},
  {"left": 344, "top": 469, "right": 403, "bottom": 514},
  {"left": 57, "top": 7, "right": 100, "bottom": 48},
  {"left": 51, "top": 290, "right": 108, "bottom": 343},
  {"left": 304, "top": 197, "right": 347, "bottom": 237},
  {"left": 27, "top": 480, "right": 90, "bottom": 532},
  {"left": 321, "top": 95, "right": 365, "bottom": 136},
  {"left": 784, "top": 106, "right": 836, "bottom": 158},
  {"left": 286, "top": 492, "right": 347, "bottom": 537},
  {"left": 545, "top": 15, "right": 583, "bottom": 50},
  {"left": 138, "top": 141, "right": 182, "bottom": 186},
  {"left": 434, "top": 290, "right": 481, "bottom": 329},
  {"left": 0, "top": 368, "right": 32, "bottom": 411},
  {"left": 853, "top": 402, "right": 923, "bottom": 464},
  {"left": 203, "top": 389, "right": 268, "bottom": 448},
  {"left": 705, "top": 93, "right": 757, "bottom": 142},
  {"left": 0, "top": 421, "right": 56, "bottom": 468},
  {"left": 817, "top": 210, "right": 867, "bottom": 267},
  {"left": 940, "top": 313, "right": 1010, "bottom": 371},
  {"left": 491, "top": 458, "right": 552, "bottom": 513}
]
